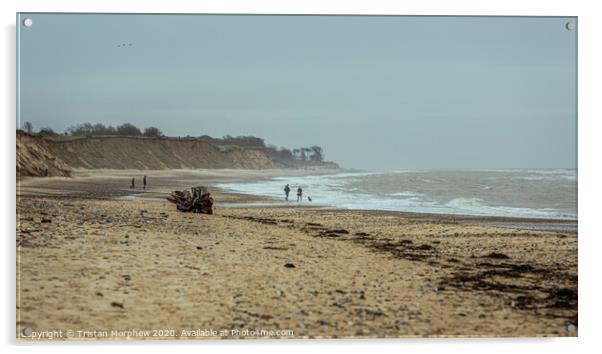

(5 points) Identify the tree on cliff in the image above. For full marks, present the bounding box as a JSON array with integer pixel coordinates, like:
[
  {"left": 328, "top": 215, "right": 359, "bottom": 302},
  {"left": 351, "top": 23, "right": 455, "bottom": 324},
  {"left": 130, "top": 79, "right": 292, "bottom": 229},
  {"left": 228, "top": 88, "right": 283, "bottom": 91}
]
[
  {"left": 22, "top": 121, "right": 33, "bottom": 133},
  {"left": 116, "top": 123, "right": 142, "bottom": 136},
  {"left": 65, "top": 122, "right": 115, "bottom": 136},
  {"left": 309, "top": 146, "right": 324, "bottom": 162},
  {"left": 299, "top": 149, "right": 308, "bottom": 161},
  {"left": 92, "top": 123, "right": 116, "bottom": 135},
  {"left": 220, "top": 135, "right": 266, "bottom": 148},
  {"left": 143, "top": 126, "right": 163, "bottom": 138},
  {"left": 38, "top": 127, "right": 59, "bottom": 137}
]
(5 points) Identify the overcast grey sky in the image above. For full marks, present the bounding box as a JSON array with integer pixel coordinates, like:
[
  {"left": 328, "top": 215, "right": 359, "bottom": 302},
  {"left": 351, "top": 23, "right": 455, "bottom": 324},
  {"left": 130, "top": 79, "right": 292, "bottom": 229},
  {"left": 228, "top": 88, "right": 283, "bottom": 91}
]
[{"left": 18, "top": 14, "right": 576, "bottom": 170}]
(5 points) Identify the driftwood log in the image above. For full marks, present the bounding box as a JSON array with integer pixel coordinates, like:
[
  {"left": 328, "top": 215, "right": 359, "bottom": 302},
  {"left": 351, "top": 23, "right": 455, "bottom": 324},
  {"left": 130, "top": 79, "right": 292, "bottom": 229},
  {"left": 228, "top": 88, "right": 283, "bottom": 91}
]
[{"left": 167, "top": 186, "right": 214, "bottom": 214}]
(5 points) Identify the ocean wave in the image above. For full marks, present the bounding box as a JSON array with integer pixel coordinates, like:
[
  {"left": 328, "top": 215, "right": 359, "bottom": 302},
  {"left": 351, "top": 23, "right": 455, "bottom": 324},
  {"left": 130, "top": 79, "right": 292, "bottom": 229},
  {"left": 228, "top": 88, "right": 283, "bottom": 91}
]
[
  {"left": 387, "top": 191, "right": 423, "bottom": 198},
  {"left": 445, "top": 198, "right": 574, "bottom": 219},
  {"left": 215, "top": 170, "right": 576, "bottom": 220},
  {"left": 513, "top": 175, "right": 576, "bottom": 181}
]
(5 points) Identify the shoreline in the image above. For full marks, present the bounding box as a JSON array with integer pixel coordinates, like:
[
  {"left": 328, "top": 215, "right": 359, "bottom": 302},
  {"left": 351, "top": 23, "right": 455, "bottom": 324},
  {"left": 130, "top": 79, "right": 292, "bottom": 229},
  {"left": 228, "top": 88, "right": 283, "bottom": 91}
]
[{"left": 17, "top": 168, "right": 577, "bottom": 232}]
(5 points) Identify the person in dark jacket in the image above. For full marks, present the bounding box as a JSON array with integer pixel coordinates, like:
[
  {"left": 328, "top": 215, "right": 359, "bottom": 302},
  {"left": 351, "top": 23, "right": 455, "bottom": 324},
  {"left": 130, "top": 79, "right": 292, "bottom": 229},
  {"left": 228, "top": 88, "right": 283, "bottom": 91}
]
[
  {"left": 296, "top": 186, "right": 303, "bottom": 202},
  {"left": 143, "top": 175, "right": 147, "bottom": 190},
  {"left": 284, "top": 184, "right": 291, "bottom": 201}
]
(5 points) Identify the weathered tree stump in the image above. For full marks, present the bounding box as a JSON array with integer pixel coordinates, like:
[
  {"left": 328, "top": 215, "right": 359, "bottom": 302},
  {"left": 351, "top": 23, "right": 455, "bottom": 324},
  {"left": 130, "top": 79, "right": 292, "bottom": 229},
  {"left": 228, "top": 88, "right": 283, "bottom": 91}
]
[{"left": 167, "top": 186, "right": 214, "bottom": 214}]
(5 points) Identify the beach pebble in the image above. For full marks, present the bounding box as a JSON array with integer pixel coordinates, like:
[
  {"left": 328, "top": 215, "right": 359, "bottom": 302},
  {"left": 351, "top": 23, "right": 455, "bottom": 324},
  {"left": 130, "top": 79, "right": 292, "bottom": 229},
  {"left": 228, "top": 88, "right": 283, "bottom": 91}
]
[
  {"left": 284, "top": 263, "right": 295, "bottom": 268},
  {"left": 317, "top": 319, "right": 330, "bottom": 326},
  {"left": 333, "top": 301, "right": 345, "bottom": 309},
  {"left": 110, "top": 301, "right": 124, "bottom": 309},
  {"left": 567, "top": 324, "right": 577, "bottom": 332},
  {"left": 297, "top": 322, "right": 306, "bottom": 329}
]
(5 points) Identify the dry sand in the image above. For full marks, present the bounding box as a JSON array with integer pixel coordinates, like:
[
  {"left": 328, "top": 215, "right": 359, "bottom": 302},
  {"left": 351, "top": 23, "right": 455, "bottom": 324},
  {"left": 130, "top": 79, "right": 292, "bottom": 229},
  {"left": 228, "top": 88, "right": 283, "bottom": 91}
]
[{"left": 16, "top": 170, "right": 578, "bottom": 339}]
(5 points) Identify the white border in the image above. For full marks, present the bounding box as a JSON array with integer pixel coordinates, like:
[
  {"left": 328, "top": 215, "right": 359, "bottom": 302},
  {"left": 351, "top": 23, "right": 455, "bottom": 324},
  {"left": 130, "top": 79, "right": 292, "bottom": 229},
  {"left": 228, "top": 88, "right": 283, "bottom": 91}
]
[{"left": 2, "top": 1, "right": 600, "bottom": 353}]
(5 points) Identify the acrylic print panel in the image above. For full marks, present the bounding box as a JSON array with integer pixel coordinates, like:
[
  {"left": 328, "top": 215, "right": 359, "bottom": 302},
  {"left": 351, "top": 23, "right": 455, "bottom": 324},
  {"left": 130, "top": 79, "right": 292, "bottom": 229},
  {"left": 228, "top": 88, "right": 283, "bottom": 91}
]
[{"left": 16, "top": 13, "right": 577, "bottom": 340}]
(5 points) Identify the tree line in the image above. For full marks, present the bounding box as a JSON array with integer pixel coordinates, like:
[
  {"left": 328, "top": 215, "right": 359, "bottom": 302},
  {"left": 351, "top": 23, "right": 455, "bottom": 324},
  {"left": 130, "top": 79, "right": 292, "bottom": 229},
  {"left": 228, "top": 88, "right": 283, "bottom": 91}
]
[
  {"left": 198, "top": 135, "right": 324, "bottom": 163},
  {"left": 20, "top": 121, "right": 325, "bottom": 163},
  {"left": 265, "top": 145, "right": 324, "bottom": 164},
  {"left": 21, "top": 121, "right": 163, "bottom": 138}
]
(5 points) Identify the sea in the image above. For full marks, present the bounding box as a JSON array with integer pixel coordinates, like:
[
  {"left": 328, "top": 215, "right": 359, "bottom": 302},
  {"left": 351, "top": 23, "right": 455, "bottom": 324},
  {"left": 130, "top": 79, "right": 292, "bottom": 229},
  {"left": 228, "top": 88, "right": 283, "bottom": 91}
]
[{"left": 215, "top": 169, "right": 577, "bottom": 220}]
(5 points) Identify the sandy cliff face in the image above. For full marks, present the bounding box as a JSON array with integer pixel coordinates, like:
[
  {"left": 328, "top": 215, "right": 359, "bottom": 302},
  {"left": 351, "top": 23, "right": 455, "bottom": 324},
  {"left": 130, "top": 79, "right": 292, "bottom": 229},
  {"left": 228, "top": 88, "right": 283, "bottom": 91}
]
[
  {"left": 16, "top": 131, "right": 72, "bottom": 178},
  {"left": 47, "top": 137, "right": 280, "bottom": 170},
  {"left": 16, "top": 133, "right": 344, "bottom": 177},
  {"left": 17, "top": 134, "right": 281, "bottom": 176}
]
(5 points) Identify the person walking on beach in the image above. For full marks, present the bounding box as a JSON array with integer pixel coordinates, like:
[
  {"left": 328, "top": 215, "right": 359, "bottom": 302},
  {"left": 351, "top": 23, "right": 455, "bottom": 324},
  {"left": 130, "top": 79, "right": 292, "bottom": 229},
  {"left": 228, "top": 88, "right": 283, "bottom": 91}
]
[
  {"left": 284, "top": 184, "right": 291, "bottom": 201},
  {"left": 143, "top": 175, "right": 147, "bottom": 190},
  {"left": 130, "top": 177, "right": 135, "bottom": 189},
  {"left": 297, "top": 186, "right": 303, "bottom": 202}
]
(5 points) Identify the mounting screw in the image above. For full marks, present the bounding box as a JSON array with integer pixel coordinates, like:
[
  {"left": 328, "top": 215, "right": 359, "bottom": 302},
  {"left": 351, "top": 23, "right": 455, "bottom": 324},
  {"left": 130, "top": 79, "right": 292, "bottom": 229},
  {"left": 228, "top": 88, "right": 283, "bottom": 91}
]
[
  {"left": 22, "top": 327, "right": 32, "bottom": 337},
  {"left": 565, "top": 21, "right": 576, "bottom": 31}
]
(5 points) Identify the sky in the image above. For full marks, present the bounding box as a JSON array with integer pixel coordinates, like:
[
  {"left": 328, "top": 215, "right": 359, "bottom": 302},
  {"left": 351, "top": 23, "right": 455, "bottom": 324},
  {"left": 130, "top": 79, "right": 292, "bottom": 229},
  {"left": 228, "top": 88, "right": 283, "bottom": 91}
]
[{"left": 18, "top": 14, "right": 577, "bottom": 171}]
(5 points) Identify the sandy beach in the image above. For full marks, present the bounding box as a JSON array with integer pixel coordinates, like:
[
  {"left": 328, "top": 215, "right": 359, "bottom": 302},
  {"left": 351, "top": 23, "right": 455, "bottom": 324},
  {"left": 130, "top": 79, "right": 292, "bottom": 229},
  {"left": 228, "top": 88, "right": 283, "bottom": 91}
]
[{"left": 16, "top": 169, "right": 578, "bottom": 339}]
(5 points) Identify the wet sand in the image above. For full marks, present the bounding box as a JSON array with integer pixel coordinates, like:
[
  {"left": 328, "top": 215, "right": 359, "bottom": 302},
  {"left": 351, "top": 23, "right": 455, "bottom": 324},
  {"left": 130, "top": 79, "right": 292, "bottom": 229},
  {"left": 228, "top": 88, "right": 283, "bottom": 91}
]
[{"left": 16, "top": 170, "right": 578, "bottom": 339}]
